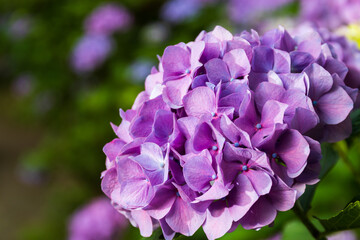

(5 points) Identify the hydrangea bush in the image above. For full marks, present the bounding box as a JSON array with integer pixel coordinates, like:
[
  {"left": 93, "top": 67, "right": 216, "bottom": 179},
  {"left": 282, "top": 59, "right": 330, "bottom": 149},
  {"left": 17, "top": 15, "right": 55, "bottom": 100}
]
[{"left": 101, "top": 25, "right": 357, "bottom": 239}]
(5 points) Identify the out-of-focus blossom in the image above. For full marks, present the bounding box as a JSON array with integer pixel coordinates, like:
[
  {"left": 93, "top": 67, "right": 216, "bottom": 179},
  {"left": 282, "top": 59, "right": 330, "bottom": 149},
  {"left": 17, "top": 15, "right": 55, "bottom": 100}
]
[
  {"left": 128, "top": 60, "right": 154, "bottom": 83},
  {"left": 8, "top": 16, "right": 32, "bottom": 40},
  {"left": 228, "top": 0, "right": 294, "bottom": 25},
  {"left": 299, "top": 0, "right": 360, "bottom": 30},
  {"left": 328, "top": 230, "right": 357, "bottom": 240},
  {"left": 161, "top": 0, "right": 211, "bottom": 23},
  {"left": 84, "top": 3, "right": 132, "bottom": 36},
  {"left": 71, "top": 34, "right": 113, "bottom": 73},
  {"left": 12, "top": 74, "right": 33, "bottom": 97},
  {"left": 266, "top": 233, "right": 282, "bottom": 240},
  {"left": 100, "top": 25, "right": 358, "bottom": 239},
  {"left": 68, "top": 197, "right": 127, "bottom": 240},
  {"left": 142, "top": 22, "right": 169, "bottom": 44}
]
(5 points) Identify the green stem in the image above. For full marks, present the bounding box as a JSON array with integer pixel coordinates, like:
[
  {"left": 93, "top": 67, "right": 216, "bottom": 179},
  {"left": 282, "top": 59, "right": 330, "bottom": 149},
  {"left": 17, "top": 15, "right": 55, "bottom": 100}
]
[
  {"left": 333, "top": 142, "right": 360, "bottom": 186},
  {"left": 293, "top": 202, "right": 326, "bottom": 240}
]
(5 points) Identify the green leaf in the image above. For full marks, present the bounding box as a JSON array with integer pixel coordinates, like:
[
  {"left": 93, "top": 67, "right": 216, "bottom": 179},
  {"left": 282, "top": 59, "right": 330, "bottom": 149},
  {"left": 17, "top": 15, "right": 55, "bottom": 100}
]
[
  {"left": 315, "top": 201, "right": 360, "bottom": 234},
  {"left": 299, "top": 143, "right": 339, "bottom": 212}
]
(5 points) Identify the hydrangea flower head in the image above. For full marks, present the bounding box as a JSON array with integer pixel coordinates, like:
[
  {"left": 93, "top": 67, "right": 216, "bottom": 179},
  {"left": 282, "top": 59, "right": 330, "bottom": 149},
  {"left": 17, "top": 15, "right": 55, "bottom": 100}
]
[
  {"left": 84, "top": 3, "right": 132, "bottom": 36},
  {"left": 68, "top": 197, "right": 127, "bottom": 240},
  {"left": 101, "top": 25, "right": 357, "bottom": 239}
]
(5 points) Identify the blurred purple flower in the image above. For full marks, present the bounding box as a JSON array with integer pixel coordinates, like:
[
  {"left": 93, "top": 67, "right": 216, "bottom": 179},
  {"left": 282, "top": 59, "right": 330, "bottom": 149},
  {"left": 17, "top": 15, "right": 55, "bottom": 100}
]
[
  {"left": 12, "top": 74, "right": 33, "bottom": 97},
  {"left": 71, "top": 34, "right": 113, "bottom": 73},
  {"left": 8, "top": 16, "right": 32, "bottom": 40},
  {"left": 228, "top": 0, "right": 294, "bottom": 25},
  {"left": 161, "top": 0, "right": 205, "bottom": 23},
  {"left": 68, "top": 197, "right": 127, "bottom": 240},
  {"left": 300, "top": 0, "right": 360, "bottom": 30},
  {"left": 84, "top": 3, "right": 132, "bottom": 36},
  {"left": 328, "top": 230, "right": 357, "bottom": 240}
]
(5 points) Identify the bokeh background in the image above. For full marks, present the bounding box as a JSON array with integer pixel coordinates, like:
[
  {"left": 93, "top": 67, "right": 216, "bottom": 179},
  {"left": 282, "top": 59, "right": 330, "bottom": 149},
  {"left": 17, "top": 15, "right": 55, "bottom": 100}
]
[{"left": 1, "top": 0, "right": 360, "bottom": 239}]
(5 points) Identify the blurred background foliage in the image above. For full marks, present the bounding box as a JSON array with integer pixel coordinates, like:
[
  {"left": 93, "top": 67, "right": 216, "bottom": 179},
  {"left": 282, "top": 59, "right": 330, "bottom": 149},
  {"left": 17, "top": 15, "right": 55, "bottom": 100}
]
[{"left": 0, "top": 0, "right": 359, "bottom": 239}]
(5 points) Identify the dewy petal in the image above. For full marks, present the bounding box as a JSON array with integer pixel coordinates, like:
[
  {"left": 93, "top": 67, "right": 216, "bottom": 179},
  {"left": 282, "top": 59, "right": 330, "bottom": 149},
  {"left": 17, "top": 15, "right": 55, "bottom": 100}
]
[
  {"left": 261, "top": 100, "right": 288, "bottom": 127},
  {"left": 273, "top": 49, "right": 290, "bottom": 73},
  {"left": 228, "top": 173, "right": 259, "bottom": 221},
  {"left": 223, "top": 49, "right": 251, "bottom": 78},
  {"left": 162, "top": 46, "right": 190, "bottom": 79},
  {"left": 195, "top": 177, "right": 229, "bottom": 202},
  {"left": 183, "top": 154, "right": 215, "bottom": 192},
  {"left": 152, "top": 110, "right": 174, "bottom": 139},
  {"left": 205, "top": 58, "right": 231, "bottom": 85},
  {"left": 243, "top": 169, "right": 272, "bottom": 196},
  {"left": 211, "top": 25, "right": 233, "bottom": 41},
  {"left": 317, "top": 86, "right": 353, "bottom": 125},
  {"left": 101, "top": 168, "right": 119, "bottom": 199},
  {"left": 239, "top": 197, "right": 277, "bottom": 230},
  {"left": 163, "top": 75, "right": 192, "bottom": 108},
  {"left": 203, "top": 201, "right": 233, "bottom": 240},
  {"left": 254, "top": 82, "right": 285, "bottom": 112},
  {"left": 290, "top": 107, "right": 319, "bottom": 134},
  {"left": 252, "top": 46, "right": 274, "bottom": 73},
  {"left": 193, "top": 122, "right": 218, "bottom": 152},
  {"left": 183, "top": 86, "right": 216, "bottom": 118},
  {"left": 305, "top": 63, "right": 333, "bottom": 100},
  {"left": 290, "top": 51, "right": 314, "bottom": 73},
  {"left": 120, "top": 178, "right": 154, "bottom": 209},
  {"left": 145, "top": 184, "right": 177, "bottom": 219},
  {"left": 103, "top": 138, "right": 125, "bottom": 162},
  {"left": 165, "top": 197, "right": 206, "bottom": 236},
  {"left": 159, "top": 219, "right": 176, "bottom": 240},
  {"left": 268, "top": 177, "right": 296, "bottom": 211},
  {"left": 276, "top": 129, "right": 310, "bottom": 178},
  {"left": 220, "top": 114, "right": 251, "bottom": 148},
  {"left": 131, "top": 210, "right": 153, "bottom": 237},
  {"left": 130, "top": 96, "right": 168, "bottom": 138}
]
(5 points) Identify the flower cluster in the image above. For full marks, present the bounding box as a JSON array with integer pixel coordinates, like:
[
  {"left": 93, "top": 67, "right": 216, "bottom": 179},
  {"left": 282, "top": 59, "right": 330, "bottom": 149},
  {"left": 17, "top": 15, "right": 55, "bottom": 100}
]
[
  {"left": 84, "top": 3, "right": 132, "bottom": 36},
  {"left": 161, "top": 0, "right": 215, "bottom": 24},
  {"left": 68, "top": 197, "right": 127, "bottom": 240},
  {"left": 299, "top": 0, "right": 360, "bottom": 30},
  {"left": 228, "top": 0, "right": 294, "bottom": 25},
  {"left": 101, "top": 26, "right": 356, "bottom": 240},
  {"left": 71, "top": 3, "right": 132, "bottom": 73}
]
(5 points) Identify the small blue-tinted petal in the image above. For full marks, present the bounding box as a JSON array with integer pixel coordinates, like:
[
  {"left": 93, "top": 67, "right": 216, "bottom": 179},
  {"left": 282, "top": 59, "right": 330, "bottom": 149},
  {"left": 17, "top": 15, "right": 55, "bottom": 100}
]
[
  {"left": 160, "top": 162, "right": 165, "bottom": 168},
  {"left": 176, "top": 192, "right": 180, "bottom": 197},
  {"left": 234, "top": 142, "right": 240, "bottom": 147},
  {"left": 256, "top": 123, "right": 262, "bottom": 129},
  {"left": 211, "top": 174, "right": 217, "bottom": 180},
  {"left": 272, "top": 153, "right": 277, "bottom": 159},
  {"left": 230, "top": 77, "right": 235, "bottom": 82},
  {"left": 312, "top": 100, "right": 317, "bottom": 106},
  {"left": 212, "top": 145, "right": 218, "bottom": 151},
  {"left": 242, "top": 165, "right": 248, "bottom": 171},
  {"left": 185, "top": 69, "right": 190, "bottom": 74}
]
